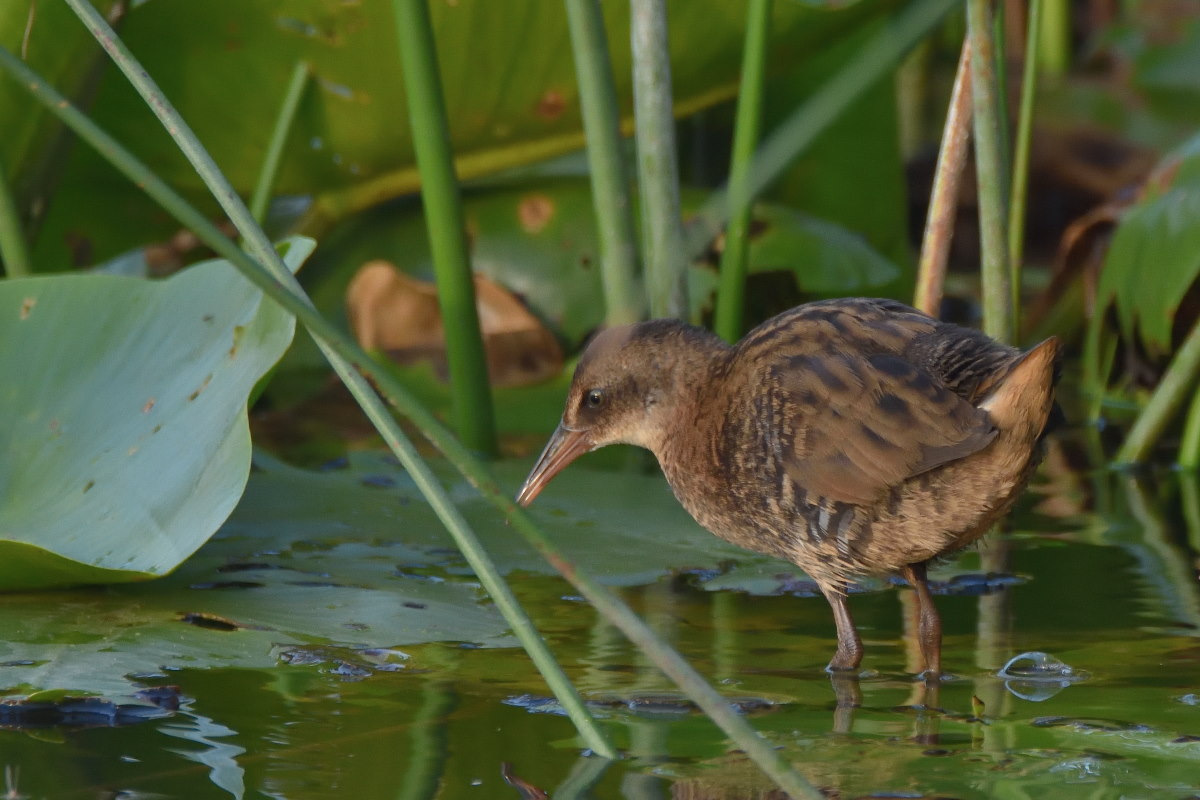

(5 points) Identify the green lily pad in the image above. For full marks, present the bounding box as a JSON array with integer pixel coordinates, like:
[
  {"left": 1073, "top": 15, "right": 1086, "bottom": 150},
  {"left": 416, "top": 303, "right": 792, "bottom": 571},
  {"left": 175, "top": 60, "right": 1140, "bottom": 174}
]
[
  {"left": 0, "top": 238, "right": 312, "bottom": 590},
  {"left": 0, "top": 489, "right": 510, "bottom": 699},
  {"left": 251, "top": 451, "right": 787, "bottom": 587}
]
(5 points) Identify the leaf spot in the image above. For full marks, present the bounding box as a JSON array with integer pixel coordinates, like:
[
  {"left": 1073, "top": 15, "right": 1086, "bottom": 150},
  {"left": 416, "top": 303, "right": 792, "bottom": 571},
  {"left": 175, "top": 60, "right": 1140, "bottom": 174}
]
[
  {"left": 535, "top": 88, "right": 565, "bottom": 120},
  {"left": 518, "top": 193, "right": 555, "bottom": 234},
  {"left": 188, "top": 374, "right": 213, "bottom": 401},
  {"left": 19, "top": 297, "right": 35, "bottom": 320},
  {"left": 230, "top": 325, "right": 245, "bottom": 358}
]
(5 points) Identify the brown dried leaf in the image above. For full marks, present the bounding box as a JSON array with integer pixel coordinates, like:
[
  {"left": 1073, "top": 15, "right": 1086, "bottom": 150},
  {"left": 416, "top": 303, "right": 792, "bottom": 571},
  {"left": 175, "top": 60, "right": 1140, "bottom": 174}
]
[{"left": 345, "top": 260, "right": 563, "bottom": 388}]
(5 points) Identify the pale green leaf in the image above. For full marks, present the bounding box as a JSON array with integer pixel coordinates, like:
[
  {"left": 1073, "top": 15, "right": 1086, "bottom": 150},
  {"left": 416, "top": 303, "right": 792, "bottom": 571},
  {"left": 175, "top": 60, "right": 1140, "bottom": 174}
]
[{"left": 0, "top": 238, "right": 313, "bottom": 589}]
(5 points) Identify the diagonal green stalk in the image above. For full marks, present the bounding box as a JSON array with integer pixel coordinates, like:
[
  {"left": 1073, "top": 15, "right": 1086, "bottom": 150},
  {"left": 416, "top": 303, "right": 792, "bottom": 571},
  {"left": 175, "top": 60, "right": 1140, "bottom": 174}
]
[
  {"left": 686, "top": 0, "right": 959, "bottom": 260},
  {"left": 28, "top": 7, "right": 607, "bottom": 758},
  {"left": 553, "top": 755, "right": 612, "bottom": 800},
  {"left": 565, "top": 0, "right": 642, "bottom": 326},
  {"left": 0, "top": 40, "right": 826, "bottom": 796},
  {"left": 967, "top": 0, "right": 1013, "bottom": 343},
  {"left": 1116, "top": 315, "right": 1200, "bottom": 464},
  {"left": 630, "top": 0, "right": 688, "bottom": 319},
  {"left": 714, "top": 0, "right": 771, "bottom": 343},
  {"left": 914, "top": 39, "right": 971, "bottom": 316},
  {"left": 0, "top": 161, "right": 32, "bottom": 277},
  {"left": 249, "top": 60, "right": 310, "bottom": 226},
  {"left": 392, "top": 0, "right": 496, "bottom": 455},
  {"left": 1008, "top": 0, "right": 1042, "bottom": 327}
]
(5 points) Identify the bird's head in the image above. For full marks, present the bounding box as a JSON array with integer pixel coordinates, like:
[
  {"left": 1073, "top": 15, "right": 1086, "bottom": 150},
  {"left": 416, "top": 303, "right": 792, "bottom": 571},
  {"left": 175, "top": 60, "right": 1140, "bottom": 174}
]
[{"left": 516, "top": 319, "right": 722, "bottom": 507}]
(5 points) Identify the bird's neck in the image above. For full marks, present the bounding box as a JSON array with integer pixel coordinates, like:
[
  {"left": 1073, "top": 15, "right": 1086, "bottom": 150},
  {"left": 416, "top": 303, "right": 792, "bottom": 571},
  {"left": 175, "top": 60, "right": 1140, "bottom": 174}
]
[
  {"left": 636, "top": 327, "right": 727, "bottom": 453},
  {"left": 642, "top": 331, "right": 734, "bottom": 522}
]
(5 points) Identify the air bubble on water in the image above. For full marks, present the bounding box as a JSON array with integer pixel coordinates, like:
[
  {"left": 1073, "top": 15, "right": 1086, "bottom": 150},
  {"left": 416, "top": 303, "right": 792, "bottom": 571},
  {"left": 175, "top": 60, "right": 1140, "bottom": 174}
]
[{"left": 998, "top": 651, "right": 1090, "bottom": 702}]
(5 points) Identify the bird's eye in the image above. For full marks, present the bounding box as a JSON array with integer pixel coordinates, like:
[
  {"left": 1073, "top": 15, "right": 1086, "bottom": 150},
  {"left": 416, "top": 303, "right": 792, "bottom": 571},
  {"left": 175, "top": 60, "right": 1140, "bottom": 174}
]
[{"left": 584, "top": 388, "right": 605, "bottom": 409}]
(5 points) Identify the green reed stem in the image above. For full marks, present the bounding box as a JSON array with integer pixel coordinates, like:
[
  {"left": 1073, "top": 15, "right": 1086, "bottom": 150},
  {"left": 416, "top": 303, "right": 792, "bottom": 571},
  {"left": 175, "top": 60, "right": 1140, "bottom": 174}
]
[
  {"left": 1007, "top": 0, "right": 1042, "bottom": 323},
  {"left": 565, "top": 0, "right": 642, "bottom": 326},
  {"left": 1038, "top": 0, "right": 1070, "bottom": 79},
  {"left": 991, "top": 0, "right": 1010, "bottom": 181},
  {"left": 714, "top": 0, "right": 771, "bottom": 343},
  {"left": 914, "top": 39, "right": 971, "bottom": 316},
  {"left": 17, "top": 11, "right": 606, "bottom": 757},
  {"left": 686, "top": 0, "right": 958, "bottom": 260},
  {"left": 1083, "top": 318, "right": 1117, "bottom": 424},
  {"left": 393, "top": 0, "right": 496, "bottom": 455},
  {"left": 0, "top": 162, "right": 31, "bottom": 277},
  {"left": 967, "top": 0, "right": 1012, "bottom": 343},
  {"left": 1117, "top": 315, "right": 1200, "bottom": 464},
  {"left": 249, "top": 60, "right": 309, "bottom": 226},
  {"left": 630, "top": 0, "right": 688, "bottom": 319},
  {"left": 397, "top": 679, "right": 456, "bottom": 800},
  {"left": 1179, "top": 384, "right": 1200, "bottom": 470},
  {"left": 0, "top": 40, "right": 827, "bottom": 791}
]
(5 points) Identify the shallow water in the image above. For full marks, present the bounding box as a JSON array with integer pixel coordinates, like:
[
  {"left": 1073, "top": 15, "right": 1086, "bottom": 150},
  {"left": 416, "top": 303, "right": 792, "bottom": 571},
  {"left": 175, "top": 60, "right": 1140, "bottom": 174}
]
[{"left": 2, "top": 455, "right": 1198, "bottom": 799}]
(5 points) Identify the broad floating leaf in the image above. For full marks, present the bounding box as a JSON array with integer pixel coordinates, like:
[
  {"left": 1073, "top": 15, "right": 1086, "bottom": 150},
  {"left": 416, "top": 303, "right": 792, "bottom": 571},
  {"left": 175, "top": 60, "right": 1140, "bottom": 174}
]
[
  {"left": 0, "top": 238, "right": 313, "bottom": 589},
  {"left": 0, "top": 501, "right": 511, "bottom": 698}
]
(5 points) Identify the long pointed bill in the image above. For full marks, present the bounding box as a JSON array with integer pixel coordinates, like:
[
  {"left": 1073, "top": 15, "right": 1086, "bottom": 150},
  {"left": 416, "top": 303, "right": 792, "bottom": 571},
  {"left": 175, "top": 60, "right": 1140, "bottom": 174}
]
[{"left": 516, "top": 423, "right": 592, "bottom": 507}]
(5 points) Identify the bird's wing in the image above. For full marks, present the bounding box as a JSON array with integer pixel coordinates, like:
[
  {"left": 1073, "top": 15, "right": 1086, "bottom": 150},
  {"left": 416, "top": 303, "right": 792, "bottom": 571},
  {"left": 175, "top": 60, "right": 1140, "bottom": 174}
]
[{"left": 772, "top": 349, "right": 998, "bottom": 506}]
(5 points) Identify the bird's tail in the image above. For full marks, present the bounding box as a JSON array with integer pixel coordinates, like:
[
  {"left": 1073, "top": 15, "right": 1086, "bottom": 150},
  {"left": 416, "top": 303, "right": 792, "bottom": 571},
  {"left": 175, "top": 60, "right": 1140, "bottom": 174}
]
[{"left": 978, "top": 337, "right": 1061, "bottom": 439}]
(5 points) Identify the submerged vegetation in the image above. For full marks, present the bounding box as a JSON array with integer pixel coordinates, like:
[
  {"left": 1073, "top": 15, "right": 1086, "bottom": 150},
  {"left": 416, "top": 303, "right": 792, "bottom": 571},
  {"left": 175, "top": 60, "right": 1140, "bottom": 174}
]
[{"left": 1, "top": 0, "right": 1199, "bottom": 797}]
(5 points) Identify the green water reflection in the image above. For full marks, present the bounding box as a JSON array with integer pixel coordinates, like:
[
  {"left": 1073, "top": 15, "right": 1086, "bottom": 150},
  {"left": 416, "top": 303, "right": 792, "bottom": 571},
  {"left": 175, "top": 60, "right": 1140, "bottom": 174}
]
[{"left": 1, "top": 465, "right": 1198, "bottom": 799}]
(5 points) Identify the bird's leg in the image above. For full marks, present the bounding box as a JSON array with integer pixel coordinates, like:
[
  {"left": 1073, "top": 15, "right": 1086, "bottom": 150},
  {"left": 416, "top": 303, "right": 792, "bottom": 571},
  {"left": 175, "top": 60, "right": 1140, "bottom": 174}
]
[
  {"left": 901, "top": 560, "right": 942, "bottom": 678},
  {"left": 823, "top": 586, "right": 863, "bottom": 673},
  {"left": 830, "top": 676, "right": 861, "bottom": 731}
]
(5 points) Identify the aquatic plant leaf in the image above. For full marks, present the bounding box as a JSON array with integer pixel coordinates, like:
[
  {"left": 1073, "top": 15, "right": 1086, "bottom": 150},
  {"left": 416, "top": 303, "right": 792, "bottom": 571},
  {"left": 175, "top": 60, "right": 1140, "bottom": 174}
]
[
  {"left": 688, "top": 202, "right": 901, "bottom": 315},
  {"left": 760, "top": 18, "right": 911, "bottom": 271},
  {"left": 0, "top": 238, "right": 312, "bottom": 590},
  {"left": 279, "top": 179, "right": 900, "bottom": 410},
  {"left": 11, "top": 0, "right": 892, "bottom": 267},
  {"left": 0, "top": 496, "right": 510, "bottom": 699},
  {"left": 244, "top": 452, "right": 787, "bottom": 588},
  {"left": 1099, "top": 132, "right": 1200, "bottom": 354}
]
